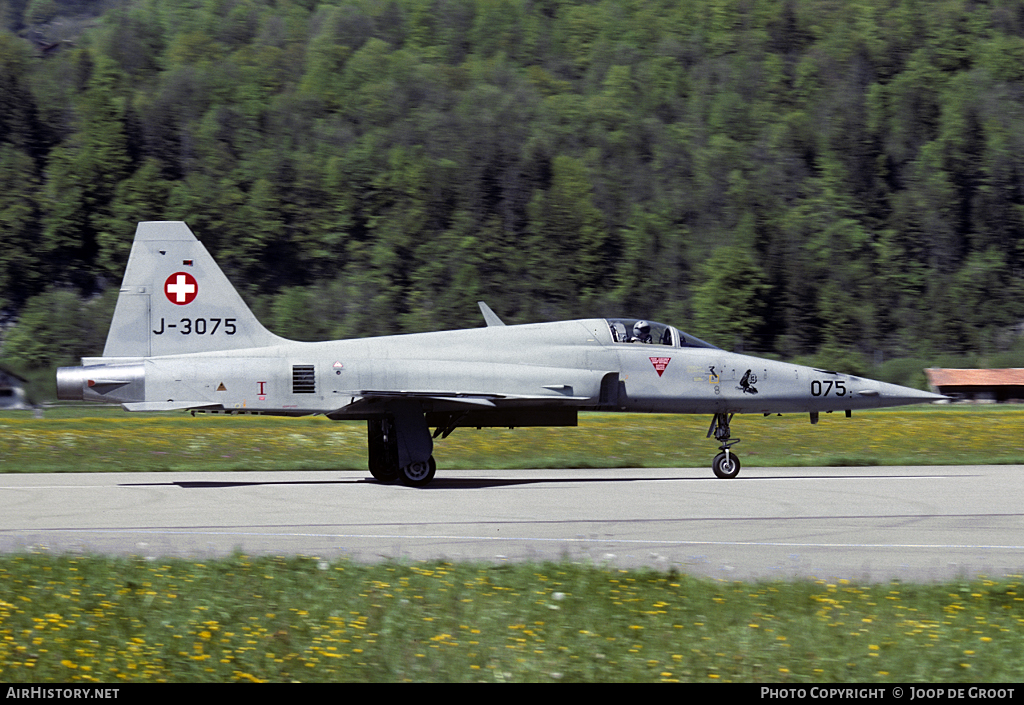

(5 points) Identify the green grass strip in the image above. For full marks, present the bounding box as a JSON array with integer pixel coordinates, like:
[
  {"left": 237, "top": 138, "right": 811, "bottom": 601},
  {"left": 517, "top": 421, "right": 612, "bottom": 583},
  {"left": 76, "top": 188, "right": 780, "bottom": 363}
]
[
  {"left": 1, "top": 554, "right": 1023, "bottom": 682},
  {"left": 2, "top": 407, "right": 1023, "bottom": 473}
]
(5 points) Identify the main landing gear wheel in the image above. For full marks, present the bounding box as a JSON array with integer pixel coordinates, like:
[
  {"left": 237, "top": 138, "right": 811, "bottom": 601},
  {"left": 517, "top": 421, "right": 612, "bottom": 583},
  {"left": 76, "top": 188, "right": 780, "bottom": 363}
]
[
  {"left": 399, "top": 456, "right": 437, "bottom": 487},
  {"left": 712, "top": 451, "right": 741, "bottom": 479}
]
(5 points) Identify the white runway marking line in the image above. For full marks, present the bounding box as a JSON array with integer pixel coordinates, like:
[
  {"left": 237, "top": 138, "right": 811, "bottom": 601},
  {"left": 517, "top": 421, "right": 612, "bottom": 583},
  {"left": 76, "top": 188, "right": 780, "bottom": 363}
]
[
  {"left": 8, "top": 527, "right": 1024, "bottom": 552},
  {"left": 0, "top": 485, "right": 113, "bottom": 490}
]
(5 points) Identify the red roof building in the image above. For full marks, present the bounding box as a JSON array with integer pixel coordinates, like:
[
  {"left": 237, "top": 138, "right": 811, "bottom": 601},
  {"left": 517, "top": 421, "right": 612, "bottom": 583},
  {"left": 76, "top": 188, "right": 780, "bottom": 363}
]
[{"left": 925, "top": 368, "right": 1024, "bottom": 403}]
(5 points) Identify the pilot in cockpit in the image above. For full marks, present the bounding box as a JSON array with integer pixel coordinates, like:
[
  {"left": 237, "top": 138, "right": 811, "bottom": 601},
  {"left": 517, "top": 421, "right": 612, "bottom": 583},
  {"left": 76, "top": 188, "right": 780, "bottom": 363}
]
[{"left": 630, "top": 320, "right": 653, "bottom": 344}]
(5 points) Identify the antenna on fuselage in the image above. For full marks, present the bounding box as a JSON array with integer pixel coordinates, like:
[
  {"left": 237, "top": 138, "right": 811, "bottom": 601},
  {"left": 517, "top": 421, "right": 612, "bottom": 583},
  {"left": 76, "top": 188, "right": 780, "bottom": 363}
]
[{"left": 478, "top": 302, "right": 506, "bottom": 327}]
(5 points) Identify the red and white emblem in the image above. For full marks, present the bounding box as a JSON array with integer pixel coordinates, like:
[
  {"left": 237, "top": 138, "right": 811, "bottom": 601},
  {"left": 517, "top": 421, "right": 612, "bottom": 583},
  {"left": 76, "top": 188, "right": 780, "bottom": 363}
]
[
  {"left": 650, "top": 357, "right": 671, "bottom": 377},
  {"left": 164, "top": 272, "right": 198, "bottom": 305}
]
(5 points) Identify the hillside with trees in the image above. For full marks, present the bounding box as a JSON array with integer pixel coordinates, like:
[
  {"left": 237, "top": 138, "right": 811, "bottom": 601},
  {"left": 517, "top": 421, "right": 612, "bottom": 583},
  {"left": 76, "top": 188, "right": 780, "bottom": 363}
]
[{"left": 2, "top": 0, "right": 1024, "bottom": 392}]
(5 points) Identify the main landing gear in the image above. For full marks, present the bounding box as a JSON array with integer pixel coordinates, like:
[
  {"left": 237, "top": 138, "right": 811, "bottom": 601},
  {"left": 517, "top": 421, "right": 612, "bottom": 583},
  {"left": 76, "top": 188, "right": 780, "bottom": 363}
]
[
  {"left": 707, "top": 412, "right": 741, "bottom": 479},
  {"left": 367, "top": 416, "right": 437, "bottom": 487}
]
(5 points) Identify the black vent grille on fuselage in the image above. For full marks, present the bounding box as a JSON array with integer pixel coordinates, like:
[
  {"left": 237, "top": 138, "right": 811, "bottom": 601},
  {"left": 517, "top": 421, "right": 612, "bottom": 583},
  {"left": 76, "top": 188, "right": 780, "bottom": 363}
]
[{"left": 292, "top": 365, "right": 316, "bottom": 394}]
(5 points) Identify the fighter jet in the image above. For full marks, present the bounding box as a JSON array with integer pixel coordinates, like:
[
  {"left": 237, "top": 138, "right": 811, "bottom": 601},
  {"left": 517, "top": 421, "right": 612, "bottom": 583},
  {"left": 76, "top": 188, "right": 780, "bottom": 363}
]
[{"left": 57, "top": 222, "right": 946, "bottom": 486}]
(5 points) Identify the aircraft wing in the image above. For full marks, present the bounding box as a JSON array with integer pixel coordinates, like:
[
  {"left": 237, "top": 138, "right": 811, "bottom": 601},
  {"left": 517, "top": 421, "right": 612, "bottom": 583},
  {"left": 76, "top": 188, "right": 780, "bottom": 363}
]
[
  {"left": 329, "top": 388, "right": 593, "bottom": 417},
  {"left": 123, "top": 402, "right": 225, "bottom": 412}
]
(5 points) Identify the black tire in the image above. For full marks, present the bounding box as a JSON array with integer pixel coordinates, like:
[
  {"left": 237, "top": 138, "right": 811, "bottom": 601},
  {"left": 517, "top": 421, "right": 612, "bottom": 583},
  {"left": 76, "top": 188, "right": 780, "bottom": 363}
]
[
  {"left": 399, "top": 456, "right": 437, "bottom": 487},
  {"left": 369, "top": 463, "right": 399, "bottom": 483},
  {"left": 712, "top": 451, "right": 741, "bottom": 479},
  {"left": 367, "top": 419, "right": 399, "bottom": 482}
]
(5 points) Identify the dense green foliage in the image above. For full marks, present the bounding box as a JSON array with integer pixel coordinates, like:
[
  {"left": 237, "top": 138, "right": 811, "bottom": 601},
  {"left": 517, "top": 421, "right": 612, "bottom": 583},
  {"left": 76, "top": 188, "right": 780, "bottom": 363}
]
[{"left": 2, "top": 0, "right": 1024, "bottom": 369}]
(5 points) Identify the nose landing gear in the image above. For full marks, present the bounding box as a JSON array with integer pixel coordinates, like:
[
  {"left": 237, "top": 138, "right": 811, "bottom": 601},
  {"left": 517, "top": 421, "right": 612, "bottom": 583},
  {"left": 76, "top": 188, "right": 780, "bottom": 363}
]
[{"left": 708, "top": 413, "right": 741, "bottom": 479}]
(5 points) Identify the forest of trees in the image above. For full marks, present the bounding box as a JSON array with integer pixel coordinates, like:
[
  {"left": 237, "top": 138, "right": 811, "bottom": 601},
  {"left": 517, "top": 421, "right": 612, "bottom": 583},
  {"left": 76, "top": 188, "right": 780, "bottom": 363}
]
[{"left": 2, "top": 0, "right": 1024, "bottom": 393}]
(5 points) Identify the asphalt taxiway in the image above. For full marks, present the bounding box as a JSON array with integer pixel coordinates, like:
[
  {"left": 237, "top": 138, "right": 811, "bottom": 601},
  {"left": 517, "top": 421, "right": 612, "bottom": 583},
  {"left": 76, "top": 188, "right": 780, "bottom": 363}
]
[{"left": 1, "top": 466, "right": 1022, "bottom": 581}]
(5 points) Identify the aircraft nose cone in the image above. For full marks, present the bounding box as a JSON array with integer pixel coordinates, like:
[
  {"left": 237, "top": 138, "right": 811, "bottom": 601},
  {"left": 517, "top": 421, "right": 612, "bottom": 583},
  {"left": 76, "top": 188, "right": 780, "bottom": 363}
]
[{"left": 868, "top": 381, "right": 949, "bottom": 406}]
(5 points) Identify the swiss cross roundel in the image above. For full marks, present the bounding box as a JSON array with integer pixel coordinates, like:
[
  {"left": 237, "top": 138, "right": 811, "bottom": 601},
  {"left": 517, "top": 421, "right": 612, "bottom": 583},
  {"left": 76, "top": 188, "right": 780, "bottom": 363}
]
[{"left": 164, "top": 272, "right": 198, "bottom": 305}]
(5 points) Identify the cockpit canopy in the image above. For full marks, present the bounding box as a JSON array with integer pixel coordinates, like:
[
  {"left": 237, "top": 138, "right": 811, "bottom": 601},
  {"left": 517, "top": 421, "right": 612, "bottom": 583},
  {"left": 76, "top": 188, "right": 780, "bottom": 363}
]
[{"left": 606, "top": 318, "right": 719, "bottom": 349}]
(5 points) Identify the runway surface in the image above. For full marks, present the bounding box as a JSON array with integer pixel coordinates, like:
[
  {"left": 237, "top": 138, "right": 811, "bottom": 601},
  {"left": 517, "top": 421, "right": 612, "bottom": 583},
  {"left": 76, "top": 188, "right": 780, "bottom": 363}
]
[{"left": 2, "top": 466, "right": 1023, "bottom": 582}]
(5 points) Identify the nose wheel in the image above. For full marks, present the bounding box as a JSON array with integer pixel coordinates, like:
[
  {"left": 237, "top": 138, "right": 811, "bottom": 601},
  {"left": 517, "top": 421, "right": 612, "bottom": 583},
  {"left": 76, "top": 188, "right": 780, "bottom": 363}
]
[
  {"left": 712, "top": 447, "right": 741, "bottom": 478},
  {"left": 708, "top": 413, "right": 741, "bottom": 479}
]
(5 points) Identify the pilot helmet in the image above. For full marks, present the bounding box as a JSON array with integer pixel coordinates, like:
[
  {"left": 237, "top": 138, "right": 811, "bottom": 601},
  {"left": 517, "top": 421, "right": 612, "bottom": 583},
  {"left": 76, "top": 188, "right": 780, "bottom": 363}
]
[{"left": 633, "top": 321, "right": 651, "bottom": 337}]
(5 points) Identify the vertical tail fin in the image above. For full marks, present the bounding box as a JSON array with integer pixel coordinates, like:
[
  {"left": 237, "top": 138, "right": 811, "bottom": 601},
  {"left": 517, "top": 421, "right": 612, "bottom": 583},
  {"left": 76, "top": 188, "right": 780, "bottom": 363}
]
[{"left": 102, "top": 222, "right": 288, "bottom": 358}]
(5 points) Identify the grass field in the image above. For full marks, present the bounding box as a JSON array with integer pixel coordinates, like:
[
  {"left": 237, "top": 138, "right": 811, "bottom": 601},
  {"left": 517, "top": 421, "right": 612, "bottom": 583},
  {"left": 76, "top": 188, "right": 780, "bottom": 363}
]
[
  {"left": 2, "top": 405, "right": 1023, "bottom": 682},
  {"left": 1, "top": 553, "right": 1023, "bottom": 683},
  {"left": 2, "top": 404, "right": 1023, "bottom": 473}
]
